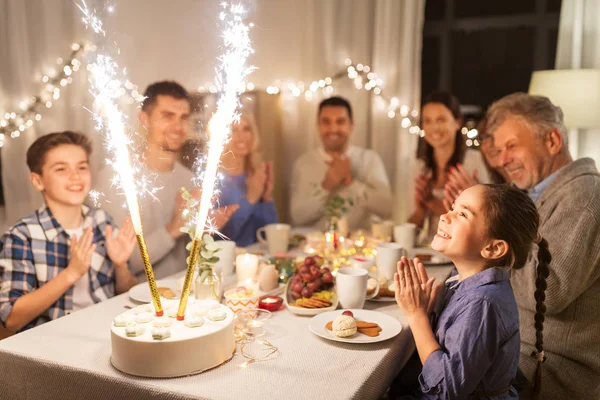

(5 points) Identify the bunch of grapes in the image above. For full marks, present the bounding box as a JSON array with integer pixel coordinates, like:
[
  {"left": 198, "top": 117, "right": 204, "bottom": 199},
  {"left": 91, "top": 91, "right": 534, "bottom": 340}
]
[{"left": 289, "top": 256, "right": 334, "bottom": 299}]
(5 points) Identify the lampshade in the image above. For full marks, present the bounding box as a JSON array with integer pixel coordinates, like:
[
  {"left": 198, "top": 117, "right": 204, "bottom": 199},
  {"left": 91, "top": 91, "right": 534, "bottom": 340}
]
[{"left": 528, "top": 69, "right": 600, "bottom": 129}]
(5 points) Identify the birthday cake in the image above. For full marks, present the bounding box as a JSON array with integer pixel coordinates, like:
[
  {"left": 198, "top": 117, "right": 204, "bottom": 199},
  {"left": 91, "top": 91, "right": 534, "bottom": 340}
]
[{"left": 110, "top": 298, "right": 235, "bottom": 378}]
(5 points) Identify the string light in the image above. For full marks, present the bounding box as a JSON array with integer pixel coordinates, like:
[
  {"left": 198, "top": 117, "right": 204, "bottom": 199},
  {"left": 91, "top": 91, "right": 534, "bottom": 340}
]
[
  {"left": 196, "top": 58, "right": 423, "bottom": 134},
  {"left": 0, "top": 42, "right": 94, "bottom": 147}
]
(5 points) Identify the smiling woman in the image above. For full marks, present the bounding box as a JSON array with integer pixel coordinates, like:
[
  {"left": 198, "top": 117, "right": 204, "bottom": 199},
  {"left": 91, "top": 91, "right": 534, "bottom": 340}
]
[{"left": 407, "top": 91, "right": 490, "bottom": 245}]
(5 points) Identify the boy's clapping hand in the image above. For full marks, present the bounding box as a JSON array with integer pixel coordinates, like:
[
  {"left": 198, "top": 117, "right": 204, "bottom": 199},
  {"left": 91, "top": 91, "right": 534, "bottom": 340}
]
[
  {"left": 106, "top": 217, "right": 136, "bottom": 267},
  {"left": 67, "top": 227, "right": 96, "bottom": 280}
]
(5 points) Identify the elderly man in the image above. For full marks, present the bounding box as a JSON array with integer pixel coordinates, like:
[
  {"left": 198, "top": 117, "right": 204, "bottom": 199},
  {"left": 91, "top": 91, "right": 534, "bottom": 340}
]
[
  {"left": 290, "top": 96, "right": 392, "bottom": 230},
  {"left": 485, "top": 92, "right": 600, "bottom": 399}
]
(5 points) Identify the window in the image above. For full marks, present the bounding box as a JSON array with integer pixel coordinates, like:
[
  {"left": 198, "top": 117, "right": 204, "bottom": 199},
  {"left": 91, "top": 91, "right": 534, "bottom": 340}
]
[{"left": 422, "top": 0, "right": 561, "bottom": 118}]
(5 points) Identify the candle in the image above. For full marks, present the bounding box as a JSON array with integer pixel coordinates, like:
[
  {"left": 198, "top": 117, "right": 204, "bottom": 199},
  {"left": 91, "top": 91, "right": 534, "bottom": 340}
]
[
  {"left": 236, "top": 253, "right": 259, "bottom": 285},
  {"left": 258, "top": 295, "right": 283, "bottom": 312}
]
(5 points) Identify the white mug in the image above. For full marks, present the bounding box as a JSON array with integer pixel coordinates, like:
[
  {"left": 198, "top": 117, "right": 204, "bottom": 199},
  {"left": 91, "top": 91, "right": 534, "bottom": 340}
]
[
  {"left": 376, "top": 242, "right": 404, "bottom": 281},
  {"left": 256, "top": 223, "right": 291, "bottom": 255},
  {"left": 336, "top": 267, "right": 380, "bottom": 309},
  {"left": 349, "top": 255, "right": 374, "bottom": 271},
  {"left": 394, "top": 223, "right": 417, "bottom": 250},
  {"left": 213, "top": 240, "right": 236, "bottom": 276}
]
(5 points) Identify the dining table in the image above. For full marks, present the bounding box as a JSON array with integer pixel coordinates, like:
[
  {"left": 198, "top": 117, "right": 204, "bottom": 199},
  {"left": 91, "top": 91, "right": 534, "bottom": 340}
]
[{"left": 0, "top": 237, "right": 453, "bottom": 400}]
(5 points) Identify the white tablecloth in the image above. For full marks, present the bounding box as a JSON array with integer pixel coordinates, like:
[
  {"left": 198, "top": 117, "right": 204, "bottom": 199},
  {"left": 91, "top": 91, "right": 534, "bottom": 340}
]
[{"left": 0, "top": 258, "right": 452, "bottom": 400}]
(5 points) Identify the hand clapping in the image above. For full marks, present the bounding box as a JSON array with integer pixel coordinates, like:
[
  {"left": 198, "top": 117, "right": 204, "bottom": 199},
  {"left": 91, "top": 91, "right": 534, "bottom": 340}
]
[
  {"left": 443, "top": 163, "right": 479, "bottom": 211},
  {"left": 106, "top": 217, "right": 137, "bottom": 267},
  {"left": 247, "top": 162, "right": 269, "bottom": 204},
  {"left": 322, "top": 153, "right": 352, "bottom": 191},
  {"left": 394, "top": 256, "right": 443, "bottom": 321}
]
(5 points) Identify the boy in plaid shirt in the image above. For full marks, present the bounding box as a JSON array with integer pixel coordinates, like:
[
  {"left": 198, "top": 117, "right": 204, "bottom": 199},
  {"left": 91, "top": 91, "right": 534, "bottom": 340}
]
[{"left": 0, "top": 131, "right": 138, "bottom": 333}]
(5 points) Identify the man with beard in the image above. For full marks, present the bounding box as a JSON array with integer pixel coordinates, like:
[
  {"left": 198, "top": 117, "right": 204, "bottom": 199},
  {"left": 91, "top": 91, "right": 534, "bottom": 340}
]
[
  {"left": 96, "top": 81, "right": 237, "bottom": 280},
  {"left": 486, "top": 92, "right": 600, "bottom": 399},
  {"left": 290, "top": 96, "right": 392, "bottom": 230}
]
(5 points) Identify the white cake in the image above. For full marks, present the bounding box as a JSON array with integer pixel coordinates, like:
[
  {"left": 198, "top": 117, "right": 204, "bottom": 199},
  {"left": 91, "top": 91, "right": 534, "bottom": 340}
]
[{"left": 110, "top": 299, "right": 235, "bottom": 378}]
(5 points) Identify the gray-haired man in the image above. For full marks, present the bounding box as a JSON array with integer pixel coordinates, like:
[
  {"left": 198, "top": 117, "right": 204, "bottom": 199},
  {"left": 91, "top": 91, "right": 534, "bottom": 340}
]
[{"left": 486, "top": 92, "right": 600, "bottom": 399}]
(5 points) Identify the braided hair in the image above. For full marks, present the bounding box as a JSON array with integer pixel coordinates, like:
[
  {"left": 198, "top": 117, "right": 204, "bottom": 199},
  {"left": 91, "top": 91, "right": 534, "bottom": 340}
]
[
  {"left": 482, "top": 184, "right": 551, "bottom": 398},
  {"left": 532, "top": 237, "right": 551, "bottom": 399}
]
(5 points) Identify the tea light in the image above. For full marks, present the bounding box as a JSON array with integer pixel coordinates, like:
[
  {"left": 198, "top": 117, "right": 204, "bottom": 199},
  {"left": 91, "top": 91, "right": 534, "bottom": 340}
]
[
  {"left": 258, "top": 295, "right": 283, "bottom": 312},
  {"left": 236, "top": 253, "right": 259, "bottom": 285}
]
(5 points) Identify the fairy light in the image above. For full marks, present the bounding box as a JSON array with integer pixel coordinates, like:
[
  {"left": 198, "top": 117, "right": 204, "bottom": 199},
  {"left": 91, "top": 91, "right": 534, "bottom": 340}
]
[{"left": 0, "top": 42, "right": 93, "bottom": 146}]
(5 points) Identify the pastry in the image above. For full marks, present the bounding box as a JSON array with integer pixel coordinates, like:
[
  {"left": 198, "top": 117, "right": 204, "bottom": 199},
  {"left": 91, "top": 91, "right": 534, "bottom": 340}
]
[
  {"left": 152, "top": 317, "right": 173, "bottom": 328},
  {"left": 151, "top": 327, "right": 171, "bottom": 340},
  {"left": 327, "top": 320, "right": 382, "bottom": 337},
  {"left": 125, "top": 324, "right": 145, "bottom": 337},
  {"left": 358, "top": 327, "right": 381, "bottom": 337},
  {"left": 292, "top": 297, "right": 332, "bottom": 309},
  {"left": 158, "top": 287, "right": 177, "bottom": 299},
  {"left": 113, "top": 315, "right": 133, "bottom": 327},
  {"left": 133, "top": 304, "right": 153, "bottom": 314},
  {"left": 415, "top": 254, "right": 432, "bottom": 261},
  {"left": 207, "top": 307, "right": 227, "bottom": 321},
  {"left": 332, "top": 315, "right": 357, "bottom": 338},
  {"left": 135, "top": 312, "right": 153, "bottom": 324},
  {"left": 184, "top": 316, "right": 204, "bottom": 328}
]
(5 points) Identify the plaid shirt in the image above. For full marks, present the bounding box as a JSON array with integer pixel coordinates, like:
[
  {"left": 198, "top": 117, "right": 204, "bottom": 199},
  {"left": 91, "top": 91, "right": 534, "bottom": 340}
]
[{"left": 0, "top": 205, "right": 117, "bottom": 332}]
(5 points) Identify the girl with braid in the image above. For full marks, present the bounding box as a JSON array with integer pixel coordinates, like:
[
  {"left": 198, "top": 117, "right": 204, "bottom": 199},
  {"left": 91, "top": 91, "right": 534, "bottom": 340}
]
[{"left": 392, "top": 184, "right": 549, "bottom": 400}]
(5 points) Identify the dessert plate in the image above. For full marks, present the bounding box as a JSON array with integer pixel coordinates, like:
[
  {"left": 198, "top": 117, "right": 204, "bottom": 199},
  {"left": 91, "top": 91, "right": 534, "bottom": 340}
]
[
  {"left": 407, "top": 248, "right": 452, "bottom": 266},
  {"left": 309, "top": 309, "right": 402, "bottom": 344},
  {"left": 128, "top": 280, "right": 181, "bottom": 303}
]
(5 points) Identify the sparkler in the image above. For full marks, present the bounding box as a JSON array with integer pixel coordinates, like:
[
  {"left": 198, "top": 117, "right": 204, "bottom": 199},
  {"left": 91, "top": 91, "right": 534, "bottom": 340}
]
[
  {"left": 78, "top": 1, "right": 163, "bottom": 316},
  {"left": 177, "top": 2, "right": 255, "bottom": 320}
]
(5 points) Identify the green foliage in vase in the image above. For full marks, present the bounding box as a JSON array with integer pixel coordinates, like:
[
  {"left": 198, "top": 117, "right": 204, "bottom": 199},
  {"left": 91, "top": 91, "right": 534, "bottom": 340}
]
[{"left": 180, "top": 187, "right": 220, "bottom": 283}]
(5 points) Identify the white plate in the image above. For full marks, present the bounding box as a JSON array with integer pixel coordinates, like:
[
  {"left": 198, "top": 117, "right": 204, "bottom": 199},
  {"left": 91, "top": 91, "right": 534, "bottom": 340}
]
[
  {"left": 368, "top": 296, "right": 396, "bottom": 302},
  {"left": 309, "top": 309, "right": 402, "bottom": 344},
  {"left": 284, "top": 282, "right": 338, "bottom": 316},
  {"left": 408, "top": 248, "right": 452, "bottom": 266},
  {"left": 128, "top": 280, "right": 181, "bottom": 303}
]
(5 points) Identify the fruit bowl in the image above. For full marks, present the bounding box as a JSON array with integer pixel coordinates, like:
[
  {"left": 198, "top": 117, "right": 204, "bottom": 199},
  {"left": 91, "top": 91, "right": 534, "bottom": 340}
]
[
  {"left": 284, "top": 283, "right": 338, "bottom": 316},
  {"left": 284, "top": 255, "right": 338, "bottom": 316}
]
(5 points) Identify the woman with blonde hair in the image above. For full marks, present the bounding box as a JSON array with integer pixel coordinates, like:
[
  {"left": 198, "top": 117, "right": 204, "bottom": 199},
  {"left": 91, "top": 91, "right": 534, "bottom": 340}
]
[{"left": 217, "top": 112, "right": 278, "bottom": 246}]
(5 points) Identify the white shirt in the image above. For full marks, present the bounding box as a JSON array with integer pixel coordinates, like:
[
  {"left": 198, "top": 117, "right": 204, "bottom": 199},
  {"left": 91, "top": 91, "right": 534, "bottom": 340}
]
[
  {"left": 65, "top": 227, "right": 96, "bottom": 312},
  {"left": 290, "top": 145, "right": 393, "bottom": 230}
]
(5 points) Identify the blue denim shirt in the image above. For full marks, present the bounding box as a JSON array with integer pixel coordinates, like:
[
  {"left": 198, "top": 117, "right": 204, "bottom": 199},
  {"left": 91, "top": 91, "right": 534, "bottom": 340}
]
[
  {"left": 217, "top": 173, "right": 279, "bottom": 246},
  {"left": 418, "top": 268, "right": 520, "bottom": 399}
]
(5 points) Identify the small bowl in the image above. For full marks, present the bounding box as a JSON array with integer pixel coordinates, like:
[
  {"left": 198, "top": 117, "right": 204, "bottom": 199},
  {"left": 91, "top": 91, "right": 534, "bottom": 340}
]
[
  {"left": 224, "top": 288, "right": 260, "bottom": 313},
  {"left": 258, "top": 295, "right": 283, "bottom": 312}
]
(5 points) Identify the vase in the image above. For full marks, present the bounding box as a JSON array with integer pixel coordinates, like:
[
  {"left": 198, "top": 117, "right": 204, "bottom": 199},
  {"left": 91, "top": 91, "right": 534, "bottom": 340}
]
[{"left": 195, "top": 266, "right": 223, "bottom": 302}]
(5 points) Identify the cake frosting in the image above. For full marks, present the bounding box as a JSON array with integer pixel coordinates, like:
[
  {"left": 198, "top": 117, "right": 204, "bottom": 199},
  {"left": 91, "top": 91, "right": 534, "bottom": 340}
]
[{"left": 111, "top": 298, "right": 235, "bottom": 377}]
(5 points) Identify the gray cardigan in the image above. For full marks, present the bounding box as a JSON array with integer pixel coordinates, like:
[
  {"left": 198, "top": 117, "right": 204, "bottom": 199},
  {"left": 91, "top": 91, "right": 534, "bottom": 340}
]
[{"left": 511, "top": 158, "right": 600, "bottom": 399}]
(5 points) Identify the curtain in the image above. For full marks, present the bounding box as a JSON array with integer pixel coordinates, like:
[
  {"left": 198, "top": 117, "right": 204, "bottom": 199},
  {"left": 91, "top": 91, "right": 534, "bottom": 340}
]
[
  {"left": 0, "top": 0, "right": 95, "bottom": 232},
  {"left": 0, "top": 0, "right": 424, "bottom": 231},
  {"left": 556, "top": 0, "right": 600, "bottom": 165}
]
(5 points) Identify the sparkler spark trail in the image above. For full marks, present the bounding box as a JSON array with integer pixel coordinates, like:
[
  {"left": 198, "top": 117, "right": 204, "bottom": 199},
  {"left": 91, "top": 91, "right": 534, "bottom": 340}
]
[
  {"left": 177, "top": 2, "right": 255, "bottom": 319},
  {"left": 193, "top": 2, "right": 255, "bottom": 239},
  {"left": 78, "top": 1, "right": 163, "bottom": 316},
  {"left": 75, "top": 0, "right": 106, "bottom": 36},
  {"left": 88, "top": 55, "right": 143, "bottom": 234}
]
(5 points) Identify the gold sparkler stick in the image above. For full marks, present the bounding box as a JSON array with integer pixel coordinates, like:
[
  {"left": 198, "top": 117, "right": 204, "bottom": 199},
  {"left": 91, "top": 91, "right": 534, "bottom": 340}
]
[
  {"left": 176, "top": 238, "right": 202, "bottom": 320},
  {"left": 136, "top": 234, "right": 163, "bottom": 316}
]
